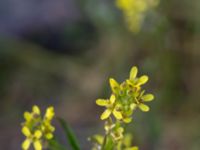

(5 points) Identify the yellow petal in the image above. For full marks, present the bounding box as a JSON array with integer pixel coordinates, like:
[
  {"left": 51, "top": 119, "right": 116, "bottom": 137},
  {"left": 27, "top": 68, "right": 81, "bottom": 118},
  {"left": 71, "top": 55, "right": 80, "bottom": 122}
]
[
  {"left": 32, "top": 105, "right": 40, "bottom": 115},
  {"left": 22, "top": 126, "right": 31, "bottom": 137},
  {"left": 45, "top": 133, "right": 53, "bottom": 139},
  {"left": 34, "top": 130, "right": 42, "bottom": 139},
  {"left": 33, "top": 140, "right": 42, "bottom": 150},
  {"left": 123, "top": 117, "right": 132, "bottom": 123},
  {"left": 110, "top": 94, "right": 116, "bottom": 104},
  {"left": 130, "top": 103, "right": 137, "bottom": 110},
  {"left": 137, "top": 75, "right": 148, "bottom": 85},
  {"left": 100, "top": 109, "right": 112, "bottom": 120},
  {"left": 22, "top": 139, "right": 31, "bottom": 150},
  {"left": 44, "top": 123, "right": 55, "bottom": 132},
  {"left": 129, "top": 66, "right": 138, "bottom": 80},
  {"left": 113, "top": 108, "right": 123, "bottom": 120},
  {"left": 138, "top": 103, "right": 150, "bottom": 112},
  {"left": 109, "top": 78, "right": 119, "bottom": 93},
  {"left": 24, "top": 112, "right": 32, "bottom": 121},
  {"left": 96, "top": 99, "right": 108, "bottom": 106},
  {"left": 126, "top": 79, "right": 134, "bottom": 87},
  {"left": 141, "top": 94, "right": 154, "bottom": 101},
  {"left": 45, "top": 106, "right": 55, "bottom": 120}
]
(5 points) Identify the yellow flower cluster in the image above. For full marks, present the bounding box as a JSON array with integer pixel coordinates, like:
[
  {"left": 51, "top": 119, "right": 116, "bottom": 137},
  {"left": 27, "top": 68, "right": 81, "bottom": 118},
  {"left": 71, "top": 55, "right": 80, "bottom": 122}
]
[
  {"left": 21, "top": 105, "right": 55, "bottom": 150},
  {"left": 97, "top": 66, "right": 154, "bottom": 123},
  {"left": 116, "top": 0, "right": 159, "bottom": 32},
  {"left": 94, "top": 66, "right": 154, "bottom": 149}
]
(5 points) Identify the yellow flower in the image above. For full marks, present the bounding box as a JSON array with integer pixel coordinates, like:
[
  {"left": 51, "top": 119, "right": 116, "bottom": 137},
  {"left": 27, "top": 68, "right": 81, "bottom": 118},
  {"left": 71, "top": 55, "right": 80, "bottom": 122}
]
[
  {"left": 42, "top": 120, "right": 55, "bottom": 140},
  {"left": 136, "top": 90, "right": 154, "bottom": 112},
  {"left": 96, "top": 94, "right": 123, "bottom": 120},
  {"left": 21, "top": 127, "right": 42, "bottom": 150},
  {"left": 21, "top": 105, "right": 55, "bottom": 150},
  {"left": 93, "top": 65, "right": 154, "bottom": 150},
  {"left": 116, "top": 0, "right": 159, "bottom": 33},
  {"left": 127, "top": 66, "right": 149, "bottom": 90},
  {"left": 23, "top": 105, "right": 40, "bottom": 124}
]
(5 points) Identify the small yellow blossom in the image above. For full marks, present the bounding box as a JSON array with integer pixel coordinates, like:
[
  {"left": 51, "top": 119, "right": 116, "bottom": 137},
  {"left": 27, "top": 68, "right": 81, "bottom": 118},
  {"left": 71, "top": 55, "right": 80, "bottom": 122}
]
[
  {"left": 21, "top": 127, "right": 42, "bottom": 150},
  {"left": 21, "top": 105, "right": 55, "bottom": 150},
  {"left": 96, "top": 94, "right": 123, "bottom": 120},
  {"left": 136, "top": 90, "right": 154, "bottom": 112},
  {"left": 127, "top": 66, "right": 149, "bottom": 91}
]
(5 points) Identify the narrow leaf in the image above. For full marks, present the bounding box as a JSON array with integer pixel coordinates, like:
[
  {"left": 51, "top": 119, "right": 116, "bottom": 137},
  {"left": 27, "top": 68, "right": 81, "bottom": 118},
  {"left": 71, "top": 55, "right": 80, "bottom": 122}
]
[{"left": 57, "top": 118, "right": 80, "bottom": 150}]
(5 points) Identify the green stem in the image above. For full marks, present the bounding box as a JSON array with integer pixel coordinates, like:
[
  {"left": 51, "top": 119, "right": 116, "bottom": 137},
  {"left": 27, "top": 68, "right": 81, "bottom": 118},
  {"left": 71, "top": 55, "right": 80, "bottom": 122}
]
[
  {"left": 101, "top": 133, "right": 108, "bottom": 150},
  {"left": 101, "top": 117, "right": 113, "bottom": 150}
]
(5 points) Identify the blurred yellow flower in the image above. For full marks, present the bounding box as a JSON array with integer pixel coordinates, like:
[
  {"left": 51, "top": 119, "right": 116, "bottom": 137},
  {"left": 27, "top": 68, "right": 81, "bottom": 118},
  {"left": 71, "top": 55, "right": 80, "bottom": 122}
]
[
  {"left": 21, "top": 105, "right": 55, "bottom": 150},
  {"left": 116, "top": 0, "right": 159, "bottom": 32}
]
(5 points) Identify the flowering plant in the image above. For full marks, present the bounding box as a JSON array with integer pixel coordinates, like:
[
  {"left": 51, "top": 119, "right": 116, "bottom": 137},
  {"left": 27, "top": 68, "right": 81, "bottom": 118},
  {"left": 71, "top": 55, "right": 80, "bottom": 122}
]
[
  {"left": 90, "top": 66, "right": 154, "bottom": 150},
  {"left": 21, "top": 106, "right": 55, "bottom": 150},
  {"left": 21, "top": 66, "right": 154, "bottom": 150}
]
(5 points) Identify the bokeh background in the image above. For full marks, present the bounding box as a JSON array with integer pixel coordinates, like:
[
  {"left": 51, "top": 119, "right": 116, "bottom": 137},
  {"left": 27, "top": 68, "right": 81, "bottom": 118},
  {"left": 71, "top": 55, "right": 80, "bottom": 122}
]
[{"left": 0, "top": 0, "right": 200, "bottom": 150}]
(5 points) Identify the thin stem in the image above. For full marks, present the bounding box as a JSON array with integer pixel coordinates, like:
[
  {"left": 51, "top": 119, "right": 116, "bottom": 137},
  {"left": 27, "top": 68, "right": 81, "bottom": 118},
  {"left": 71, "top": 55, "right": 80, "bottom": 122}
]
[
  {"left": 101, "top": 117, "right": 113, "bottom": 150},
  {"left": 101, "top": 133, "right": 108, "bottom": 150}
]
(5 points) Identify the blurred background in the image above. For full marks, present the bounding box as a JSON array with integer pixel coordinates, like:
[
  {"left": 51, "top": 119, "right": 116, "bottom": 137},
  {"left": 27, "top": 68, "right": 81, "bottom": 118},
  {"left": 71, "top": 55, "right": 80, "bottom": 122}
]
[{"left": 0, "top": 0, "right": 200, "bottom": 150}]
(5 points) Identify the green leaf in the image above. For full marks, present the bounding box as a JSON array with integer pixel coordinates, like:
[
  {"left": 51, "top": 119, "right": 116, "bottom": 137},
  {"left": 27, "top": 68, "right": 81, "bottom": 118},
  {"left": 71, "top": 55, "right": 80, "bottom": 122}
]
[{"left": 57, "top": 118, "right": 80, "bottom": 150}]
